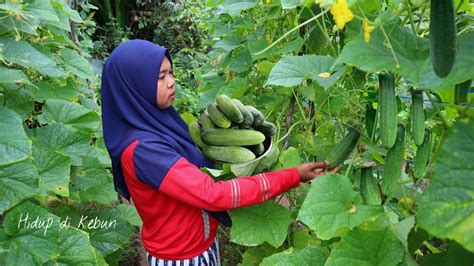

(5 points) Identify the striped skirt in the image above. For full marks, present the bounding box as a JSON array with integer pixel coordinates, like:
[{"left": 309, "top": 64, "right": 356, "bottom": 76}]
[{"left": 146, "top": 237, "right": 220, "bottom": 266}]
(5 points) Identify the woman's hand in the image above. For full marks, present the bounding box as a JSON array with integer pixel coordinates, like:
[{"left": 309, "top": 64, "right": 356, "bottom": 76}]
[{"left": 296, "top": 161, "right": 339, "bottom": 182}]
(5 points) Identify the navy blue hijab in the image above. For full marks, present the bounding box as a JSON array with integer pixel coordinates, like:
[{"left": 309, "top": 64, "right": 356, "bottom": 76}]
[{"left": 101, "top": 40, "right": 231, "bottom": 226}]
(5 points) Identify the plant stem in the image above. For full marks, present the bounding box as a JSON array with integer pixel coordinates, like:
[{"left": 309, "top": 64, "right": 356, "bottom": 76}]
[{"left": 426, "top": 91, "right": 451, "bottom": 128}]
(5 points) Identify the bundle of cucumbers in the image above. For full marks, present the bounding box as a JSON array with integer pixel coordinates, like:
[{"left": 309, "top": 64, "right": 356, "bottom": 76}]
[{"left": 188, "top": 94, "right": 277, "bottom": 164}]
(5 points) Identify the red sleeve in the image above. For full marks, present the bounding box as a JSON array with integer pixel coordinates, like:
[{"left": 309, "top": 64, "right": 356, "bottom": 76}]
[{"left": 159, "top": 157, "right": 300, "bottom": 211}]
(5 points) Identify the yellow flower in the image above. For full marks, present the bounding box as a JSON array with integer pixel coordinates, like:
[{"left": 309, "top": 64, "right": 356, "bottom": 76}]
[
  {"left": 330, "top": 0, "right": 354, "bottom": 30},
  {"left": 363, "top": 20, "right": 374, "bottom": 43},
  {"left": 318, "top": 72, "right": 331, "bottom": 78}
]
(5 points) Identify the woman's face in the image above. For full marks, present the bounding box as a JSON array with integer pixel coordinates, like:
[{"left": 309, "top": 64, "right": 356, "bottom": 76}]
[{"left": 156, "top": 57, "right": 176, "bottom": 109}]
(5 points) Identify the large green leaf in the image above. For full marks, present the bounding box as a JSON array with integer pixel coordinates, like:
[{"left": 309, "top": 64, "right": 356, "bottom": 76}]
[
  {"left": 0, "top": 66, "right": 29, "bottom": 85},
  {"left": 337, "top": 26, "right": 474, "bottom": 91},
  {"left": 27, "top": 0, "right": 60, "bottom": 23},
  {"left": 34, "top": 123, "right": 91, "bottom": 166},
  {"left": 417, "top": 117, "right": 474, "bottom": 252},
  {"left": 0, "top": 3, "right": 40, "bottom": 35},
  {"left": 2, "top": 201, "right": 61, "bottom": 265},
  {"left": 38, "top": 99, "right": 100, "bottom": 132},
  {"left": 0, "top": 160, "right": 38, "bottom": 213},
  {"left": 280, "top": 0, "right": 304, "bottom": 9},
  {"left": 239, "top": 243, "right": 281, "bottom": 266},
  {"left": 260, "top": 245, "right": 328, "bottom": 266},
  {"left": 230, "top": 201, "right": 292, "bottom": 247},
  {"left": 297, "top": 174, "right": 383, "bottom": 240},
  {"left": 218, "top": 0, "right": 259, "bottom": 16},
  {"left": 33, "top": 146, "right": 70, "bottom": 197},
  {"left": 0, "top": 37, "right": 65, "bottom": 77},
  {"left": 0, "top": 106, "right": 32, "bottom": 165},
  {"left": 113, "top": 204, "right": 143, "bottom": 227},
  {"left": 44, "top": 227, "right": 99, "bottom": 265},
  {"left": 325, "top": 227, "right": 405, "bottom": 266},
  {"left": 84, "top": 209, "right": 136, "bottom": 256},
  {"left": 51, "top": 0, "right": 83, "bottom": 23},
  {"left": 267, "top": 55, "right": 340, "bottom": 88},
  {"left": 33, "top": 79, "right": 78, "bottom": 101},
  {"left": 58, "top": 48, "right": 95, "bottom": 80}
]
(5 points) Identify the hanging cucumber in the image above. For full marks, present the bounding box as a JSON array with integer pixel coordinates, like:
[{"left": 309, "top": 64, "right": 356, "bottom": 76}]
[
  {"left": 379, "top": 73, "right": 398, "bottom": 149},
  {"left": 430, "top": 0, "right": 456, "bottom": 78},
  {"left": 382, "top": 125, "right": 405, "bottom": 197},
  {"left": 411, "top": 90, "right": 425, "bottom": 146},
  {"left": 413, "top": 129, "right": 432, "bottom": 179},
  {"left": 327, "top": 128, "right": 361, "bottom": 168},
  {"left": 454, "top": 79, "right": 472, "bottom": 106},
  {"left": 360, "top": 168, "right": 381, "bottom": 205},
  {"left": 365, "top": 104, "right": 377, "bottom": 142}
]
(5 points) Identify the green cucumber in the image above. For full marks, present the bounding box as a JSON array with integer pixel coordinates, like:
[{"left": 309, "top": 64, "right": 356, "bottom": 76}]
[
  {"left": 454, "top": 79, "right": 472, "bottom": 106},
  {"left": 199, "top": 112, "right": 215, "bottom": 131},
  {"left": 382, "top": 125, "right": 405, "bottom": 197},
  {"left": 246, "top": 105, "right": 265, "bottom": 125},
  {"left": 202, "top": 146, "right": 255, "bottom": 163},
  {"left": 188, "top": 121, "right": 206, "bottom": 148},
  {"left": 327, "top": 128, "right": 361, "bottom": 168},
  {"left": 365, "top": 104, "right": 377, "bottom": 141},
  {"left": 248, "top": 143, "right": 265, "bottom": 156},
  {"left": 252, "top": 121, "right": 277, "bottom": 137},
  {"left": 207, "top": 103, "right": 231, "bottom": 128},
  {"left": 413, "top": 129, "right": 432, "bottom": 179},
  {"left": 360, "top": 168, "right": 381, "bottom": 205},
  {"left": 430, "top": 0, "right": 456, "bottom": 78},
  {"left": 216, "top": 94, "right": 244, "bottom": 123},
  {"left": 411, "top": 90, "right": 425, "bottom": 146},
  {"left": 379, "top": 73, "right": 398, "bottom": 149},
  {"left": 232, "top": 99, "right": 254, "bottom": 128},
  {"left": 201, "top": 128, "right": 265, "bottom": 146}
]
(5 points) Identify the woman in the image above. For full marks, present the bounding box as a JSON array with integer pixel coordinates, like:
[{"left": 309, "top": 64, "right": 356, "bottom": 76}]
[{"left": 101, "top": 40, "right": 337, "bottom": 265}]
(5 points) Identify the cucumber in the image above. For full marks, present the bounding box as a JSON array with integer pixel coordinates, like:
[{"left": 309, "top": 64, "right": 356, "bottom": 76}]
[
  {"left": 246, "top": 105, "right": 265, "bottom": 125},
  {"left": 252, "top": 121, "right": 277, "bottom": 137},
  {"left": 216, "top": 94, "right": 244, "bottom": 123},
  {"left": 365, "top": 104, "right": 377, "bottom": 141},
  {"left": 379, "top": 73, "right": 398, "bottom": 149},
  {"left": 327, "top": 128, "right": 361, "bottom": 168},
  {"left": 201, "top": 128, "right": 265, "bottom": 146},
  {"left": 454, "top": 79, "right": 472, "bottom": 106},
  {"left": 411, "top": 90, "right": 425, "bottom": 146},
  {"left": 207, "top": 103, "right": 231, "bottom": 128},
  {"left": 430, "top": 0, "right": 456, "bottom": 78},
  {"left": 248, "top": 143, "right": 265, "bottom": 156},
  {"left": 203, "top": 146, "right": 255, "bottom": 163},
  {"left": 188, "top": 121, "right": 206, "bottom": 148},
  {"left": 413, "top": 129, "right": 432, "bottom": 179},
  {"left": 382, "top": 125, "right": 405, "bottom": 197},
  {"left": 360, "top": 168, "right": 381, "bottom": 205},
  {"left": 199, "top": 112, "right": 215, "bottom": 131},
  {"left": 232, "top": 99, "right": 254, "bottom": 128}
]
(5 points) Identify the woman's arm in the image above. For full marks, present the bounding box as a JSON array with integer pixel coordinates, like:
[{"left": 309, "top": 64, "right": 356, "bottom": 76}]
[{"left": 159, "top": 157, "right": 300, "bottom": 211}]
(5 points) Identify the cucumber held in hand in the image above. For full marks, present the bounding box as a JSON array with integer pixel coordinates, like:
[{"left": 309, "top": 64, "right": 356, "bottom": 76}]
[
  {"left": 248, "top": 142, "right": 265, "bottom": 156},
  {"left": 430, "top": 0, "right": 456, "bottom": 78},
  {"left": 379, "top": 73, "right": 398, "bottom": 149},
  {"left": 360, "top": 167, "right": 381, "bottom": 205},
  {"left": 203, "top": 146, "right": 255, "bottom": 163},
  {"left": 216, "top": 94, "right": 244, "bottom": 123},
  {"left": 411, "top": 90, "right": 425, "bottom": 146},
  {"left": 207, "top": 103, "right": 231, "bottom": 128},
  {"left": 252, "top": 121, "right": 277, "bottom": 137},
  {"left": 199, "top": 112, "right": 215, "bottom": 131},
  {"left": 188, "top": 121, "right": 206, "bottom": 148},
  {"left": 201, "top": 128, "right": 265, "bottom": 146},
  {"left": 327, "top": 128, "right": 361, "bottom": 168},
  {"left": 232, "top": 99, "right": 254, "bottom": 128},
  {"left": 246, "top": 105, "right": 265, "bottom": 125},
  {"left": 382, "top": 125, "right": 405, "bottom": 197},
  {"left": 413, "top": 129, "right": 432, "bottom": 179}
]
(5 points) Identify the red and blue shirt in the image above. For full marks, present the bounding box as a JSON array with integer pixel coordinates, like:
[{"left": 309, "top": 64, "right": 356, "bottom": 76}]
[{"left": 120, "top": 139, "right": 300, "bottom": 260}]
